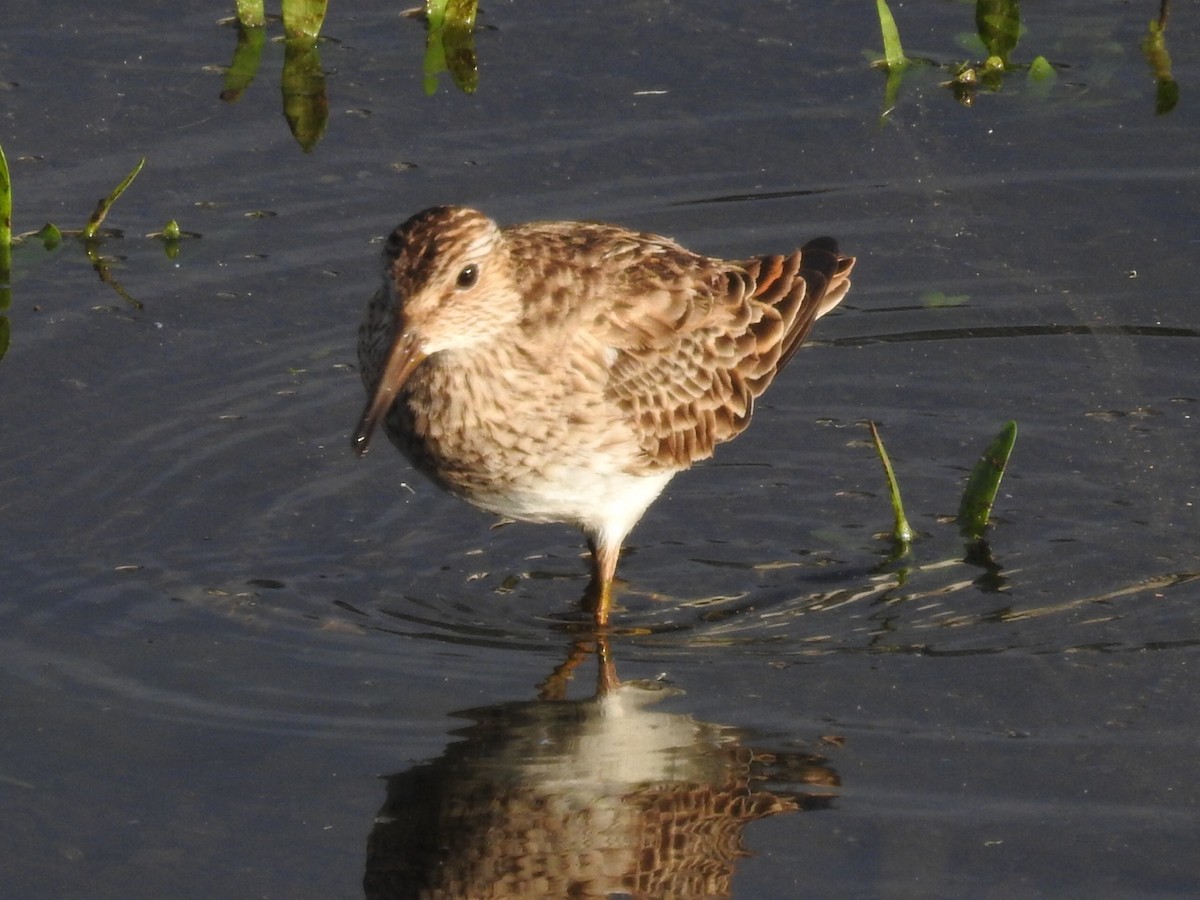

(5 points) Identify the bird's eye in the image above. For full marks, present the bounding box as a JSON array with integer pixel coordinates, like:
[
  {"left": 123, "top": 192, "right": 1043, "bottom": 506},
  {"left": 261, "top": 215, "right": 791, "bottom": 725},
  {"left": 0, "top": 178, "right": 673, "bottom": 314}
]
[{"left": 456, "top": 264, "right": 479, "bottom": 289}]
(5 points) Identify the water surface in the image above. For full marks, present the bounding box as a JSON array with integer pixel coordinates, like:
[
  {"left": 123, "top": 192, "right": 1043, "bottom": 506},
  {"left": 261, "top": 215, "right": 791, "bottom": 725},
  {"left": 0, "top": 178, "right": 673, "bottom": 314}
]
[{"left": 1, "top": 2, "right": 1198, "bottom": 897}]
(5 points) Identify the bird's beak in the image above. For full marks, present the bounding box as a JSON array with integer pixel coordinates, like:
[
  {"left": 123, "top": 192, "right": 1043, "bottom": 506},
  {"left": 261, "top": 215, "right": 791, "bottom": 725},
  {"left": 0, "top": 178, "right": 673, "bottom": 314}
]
[{"left": 353, "top": 331, "right": 428, "bottom": 456}]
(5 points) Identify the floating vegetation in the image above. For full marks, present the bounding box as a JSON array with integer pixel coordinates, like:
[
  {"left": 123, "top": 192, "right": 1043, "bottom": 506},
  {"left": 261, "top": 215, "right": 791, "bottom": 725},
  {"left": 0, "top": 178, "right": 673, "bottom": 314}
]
[
  {"left": 873, "top": 0, "right": 1060, "bottom": 110},
  {"left": 0, "top": 148, "right": 192, "bottom": 323},
  {"left": 147, "top": 219, "right": 202, "bottom": 260}
]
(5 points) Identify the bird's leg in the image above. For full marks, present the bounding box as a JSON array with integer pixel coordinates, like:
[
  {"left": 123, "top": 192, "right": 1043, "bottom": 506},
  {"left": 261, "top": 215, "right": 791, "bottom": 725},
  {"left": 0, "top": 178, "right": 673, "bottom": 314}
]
[
  {"left": 536, "top": 637, "right": 594, "bottom": 701},
  {"left": 583, "top": 536, "right": 621, "bottom": 627},
  {"left": 594, "top": 631, "right": 619, "bottom": 696}
]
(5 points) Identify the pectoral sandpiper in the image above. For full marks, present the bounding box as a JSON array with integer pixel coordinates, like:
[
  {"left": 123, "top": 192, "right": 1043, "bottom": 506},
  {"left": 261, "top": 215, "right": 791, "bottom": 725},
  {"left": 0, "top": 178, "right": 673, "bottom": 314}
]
[{"left": 354, "top": 206, "right": 854, "bottom": 626}]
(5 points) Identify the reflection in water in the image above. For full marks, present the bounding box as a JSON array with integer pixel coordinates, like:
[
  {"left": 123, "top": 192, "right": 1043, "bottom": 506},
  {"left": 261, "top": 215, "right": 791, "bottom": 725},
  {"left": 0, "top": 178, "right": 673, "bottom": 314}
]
[{"left": 363, "top": 637, "right": 838, "bottom": 899}]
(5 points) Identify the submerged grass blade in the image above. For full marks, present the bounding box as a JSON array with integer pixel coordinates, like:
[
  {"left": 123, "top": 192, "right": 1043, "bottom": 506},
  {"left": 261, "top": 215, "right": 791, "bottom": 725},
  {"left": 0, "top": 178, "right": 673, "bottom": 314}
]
[
  {"left": 281, "top": 0, "right": 327, "bottom": 40},
  {"left": 976, "top": 0, "right": 1021, "bottom": 67},
  {"left": 0, "top": 141, "right": 11, "bottom": 253},
  {"left": 235, "top": 0, "right": 265, "bottom": 29},
  {"left": 282, "top": 39, "right": 328, "bottom": 152},
  {"left": 81, "top": 157, "right": 145, "bottom": 240},
  {"left": 957, "top": 420, "right": 1018, "bottom": 540},
  {"left": 221, "top": 20, "right": 266, "bottom": 103},
  {"left": 868, "top": 421, "right": 914, "bottom": 545},
  {"left": 0, "top": 141, "right": 11, "bottom": 311},
  {"left": 876, "top": 0, "right": 908, "bottom": 71}
]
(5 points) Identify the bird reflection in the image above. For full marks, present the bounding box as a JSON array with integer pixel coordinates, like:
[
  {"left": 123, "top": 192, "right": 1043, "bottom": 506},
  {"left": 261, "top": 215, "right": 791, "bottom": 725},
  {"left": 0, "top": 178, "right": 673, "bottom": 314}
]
[{"left": 363, "top": 635, "right": 839, "bottom": 899}]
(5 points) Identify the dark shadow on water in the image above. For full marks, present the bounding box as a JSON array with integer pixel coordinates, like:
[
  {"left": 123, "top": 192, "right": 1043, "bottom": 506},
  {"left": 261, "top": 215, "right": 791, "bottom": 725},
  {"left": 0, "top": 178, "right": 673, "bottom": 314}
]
[
  {"left": 831, "top": 323, "right": 1200, "bottom": 346},
  {"left": 362, "top": 634, "right": 839, "bottom": 899}
]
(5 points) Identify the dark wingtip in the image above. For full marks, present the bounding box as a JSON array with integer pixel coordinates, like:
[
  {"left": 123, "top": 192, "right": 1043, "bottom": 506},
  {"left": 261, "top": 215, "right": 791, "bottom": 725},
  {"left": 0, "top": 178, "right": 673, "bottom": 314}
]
[{"left": 802, "top": 236, "right": 840, "bottom": 255}]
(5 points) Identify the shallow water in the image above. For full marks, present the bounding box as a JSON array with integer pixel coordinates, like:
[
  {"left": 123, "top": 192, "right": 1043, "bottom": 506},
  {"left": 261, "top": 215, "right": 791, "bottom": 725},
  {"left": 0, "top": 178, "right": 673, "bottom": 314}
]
[{"left": 2, "top": 2, "right": 1199, "bottom": 897}]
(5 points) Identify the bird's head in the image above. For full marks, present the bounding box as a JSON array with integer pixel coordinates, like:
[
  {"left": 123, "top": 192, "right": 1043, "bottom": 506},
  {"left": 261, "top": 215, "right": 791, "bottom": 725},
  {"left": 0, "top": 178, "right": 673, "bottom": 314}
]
[{"left": 353, "top": 206, "right": 518, "bottom": 455}]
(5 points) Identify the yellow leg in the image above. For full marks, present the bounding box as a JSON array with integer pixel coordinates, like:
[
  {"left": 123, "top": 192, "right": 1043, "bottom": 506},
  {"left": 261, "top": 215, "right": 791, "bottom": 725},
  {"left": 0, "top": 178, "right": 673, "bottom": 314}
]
[
  {"left": 595, "top": 631, "right": 618, "bottom": 695},
  {"left": 584, "top": 536, "right": 621, "bottom": 627}
]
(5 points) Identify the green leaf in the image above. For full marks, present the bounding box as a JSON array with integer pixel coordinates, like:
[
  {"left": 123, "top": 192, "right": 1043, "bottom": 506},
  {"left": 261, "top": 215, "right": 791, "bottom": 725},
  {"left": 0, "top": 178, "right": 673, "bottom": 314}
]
[
  {"left": 423, "top": 0, "right": 479, "bottom": 95},
  {"left": 1140, "top": 17, "right": 1178, "bottom": 115},
  {"left": 876, "top": 0, "right": 909, "bottom": 71},
  {"left": 281, "top": 0, "right": 327, "bottom": 40},
  {"left": 957, "top": 420, "right": 1018, "bottom": 541},
  {"left": 0, "top": 141, "right": 10, "bottom": 252},
  {"left": 0, "top": 142, "right": 10, "bottom": 310},
  {"left": 282, "top": 38, "right": 328, "bottom": 152},
  {"left": 235, "top": 0, "right": 265, "bottom": 29},
  {"left": 1028, "top": 55, "right": 1055, "bottom": 81},
  {"left": 34, "top": 222, "right": 62, "bottom": 249},
  {"left": 976, "top": 0, "right": 1021, "bottom": 66},
  {"left": 868, "top": 421, "right": 914, "bottom": 546},
  {"left": 81, "top": 157, "right": 145, "bottom": 240},
  {"left": 221, "top": 20, "right": 266, "bottom": 103}
]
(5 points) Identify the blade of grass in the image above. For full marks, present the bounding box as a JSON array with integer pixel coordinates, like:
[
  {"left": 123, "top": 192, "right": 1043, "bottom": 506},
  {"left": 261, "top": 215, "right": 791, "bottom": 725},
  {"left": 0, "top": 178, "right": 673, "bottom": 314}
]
[
  {"left": 0, "top": 141, "right": 11, "bottom": 311},
  {"left": 235, "top": 0, "right": 265, "bottom": 29},
  {"left": 976, "top": 0, "right": 1021, "bottom": 67},
  {"left": 81, "top": 157, "right": 145, "bottom": 241},
  {"left": 868, "top": 420, "right": 914, "bottom": 545},
  {"left": 282, "top": 0, "right": 328, "bottom": 40},
  {"left": 957, "top": 420, "right": 1018, "bottom": 540},
  {"left": 876, "top": 0, "right": 909, "bottom": 71},
  {"left": 0, "top": 141, "right": 11, "bottom": 253},
  {"left": 221, "top": 19, "right": 266, "bottom": 103}
]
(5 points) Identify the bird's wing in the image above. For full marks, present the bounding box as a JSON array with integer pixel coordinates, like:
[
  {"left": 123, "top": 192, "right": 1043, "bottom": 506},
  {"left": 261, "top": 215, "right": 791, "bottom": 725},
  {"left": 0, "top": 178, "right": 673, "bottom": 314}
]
[{"left": 598, "top": 239, "right": 853, "bottom": 472}]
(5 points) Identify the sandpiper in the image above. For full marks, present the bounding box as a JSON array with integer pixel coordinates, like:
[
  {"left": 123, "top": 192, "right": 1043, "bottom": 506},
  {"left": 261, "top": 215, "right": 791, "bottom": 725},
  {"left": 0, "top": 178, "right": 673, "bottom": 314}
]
[{"left": 354, "top": 206, "right": 854, "bottom": 625}]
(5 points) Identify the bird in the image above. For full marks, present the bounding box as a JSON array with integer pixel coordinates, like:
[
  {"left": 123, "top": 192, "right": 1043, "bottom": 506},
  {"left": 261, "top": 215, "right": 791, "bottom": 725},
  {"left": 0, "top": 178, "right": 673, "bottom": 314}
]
[{"left": 353, "top": 206, "right": 854, "bottom": 626}]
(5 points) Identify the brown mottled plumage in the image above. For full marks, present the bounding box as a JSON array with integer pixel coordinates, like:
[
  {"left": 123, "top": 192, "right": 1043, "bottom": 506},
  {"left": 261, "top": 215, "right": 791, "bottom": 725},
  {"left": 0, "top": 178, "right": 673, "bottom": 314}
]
[{"left": 354, "top": 206, "right": 854, "bottom": 625}]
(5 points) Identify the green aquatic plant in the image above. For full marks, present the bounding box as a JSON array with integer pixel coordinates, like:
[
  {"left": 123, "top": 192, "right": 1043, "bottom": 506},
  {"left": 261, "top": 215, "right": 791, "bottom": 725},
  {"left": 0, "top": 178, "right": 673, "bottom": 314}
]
[
  {"left": 867, "top": 420, "right": 914, "bottom": 550},
  {"left": 1141, "top": 2, "right": 1178, "bottom": 114},
  {"left": 2, "top": 154, "right": 188, "bottom": 316},
  {"left": 0, "top": 142, "right": 10, "bottom": 255},
  {"left": 0, "top": 142, "right": 10, "bottom": 361},
  {"left": 866, "top": 418, "right": 1018, "bottom": 584},
  {"left": 872, "top": 0, "right": 1058, "bottom": 110},
  {"left": 282, "top": 37, "right": 328, "bottom": 151},
  {"left": 219, "top": 4, "right": 329, "bottom": 150},
  {"left": 419, "top": 0, "right": 480, "bottom": 95},
  {"left": 221, "top": 19, "right": 266, "bottom": 103},
  {"left": 872, "top": 0, "right": 909, "bottom": 114},
  {"left": 875, "top": 0, "right": 909, "bottom": 72},
  {"left": 235, "top": 0, "right": 265, "bottom": 29},
  {"left": 147, "top": 219, "right": 201, "bottom": 261},
  {"left": 282, "top": 0, "right": 327, "bottom": 40},
  {"left": 81, "top": 157, "right": 144, "bottom": 241},
  {"left": 975, "top": 0, "right": 1021, "bottom": 67},
  {"left": 957, "top": 420, "right": 1018, "bottom": 542}
]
